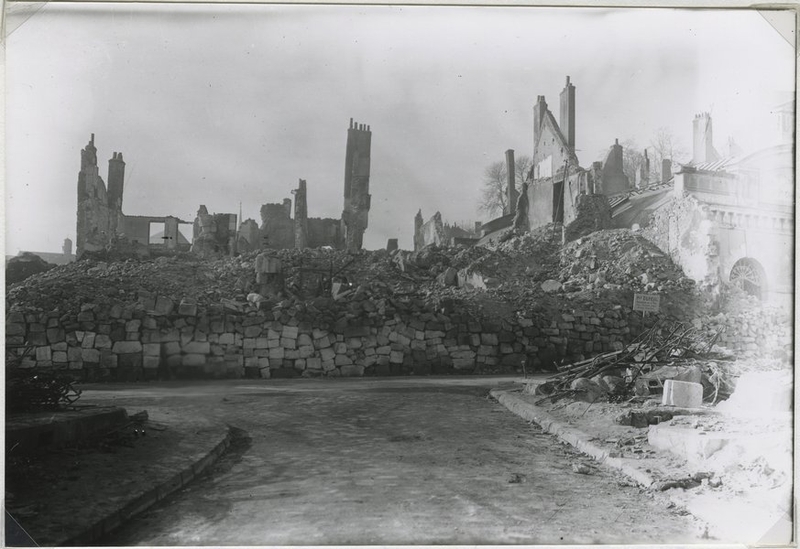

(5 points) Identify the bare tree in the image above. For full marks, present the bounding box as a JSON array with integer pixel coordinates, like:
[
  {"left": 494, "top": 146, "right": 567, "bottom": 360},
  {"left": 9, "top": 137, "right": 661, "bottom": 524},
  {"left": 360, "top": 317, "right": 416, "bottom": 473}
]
[
  {"left": 650, "top": 127, "right": 688, "bottom": 173},
  {"left": 478, "top": 155, "right": 532, "bottom": 217},
  {"left": 514, "top": 155, "right": 533, "bottom": 186},
  {"left": 620, "top": 138, "right": 646, "bottom": 185}
]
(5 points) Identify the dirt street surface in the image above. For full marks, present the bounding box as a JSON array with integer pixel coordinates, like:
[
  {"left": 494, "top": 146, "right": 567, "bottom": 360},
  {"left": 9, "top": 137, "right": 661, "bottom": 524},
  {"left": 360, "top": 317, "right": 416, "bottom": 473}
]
[{"left": 80, "top": 377, "right": 704, "bottom": 545}]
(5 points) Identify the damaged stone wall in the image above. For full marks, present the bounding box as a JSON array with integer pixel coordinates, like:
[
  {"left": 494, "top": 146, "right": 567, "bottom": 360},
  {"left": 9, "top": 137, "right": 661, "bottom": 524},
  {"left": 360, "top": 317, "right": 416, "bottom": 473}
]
[
  {"left": 192, "top": 206, "right": 237, "bottom": 258},
  {"left": 527, "top": 167, "right": 595, "bottom": 232},
  {"left": 418, "top": 212, "right": 446, "bottom": 248},
  {"left": 642, "top": 192, "right": 720, "bottom": 293},
  {"left": 644, "top": 188, "right": 794, "bottom": 304},
  {"left": 76, "top": 134, "right": 124, "bottom": 258},
  {"left": 306, "top": 218, "right": 342, "bottom": 248},
  {"left": 260, "top": 201, "right": 295, "bottom": 249},
  {"left": 563, "top": 194, "right": 612, "bottom": 242},
  {"left": 293, "top": 179, "right": 309, "bottom": 249},
  {"left": 597, "top": 139, "right": 631, "bottom": 195},
  {"left": 415, "top": 212, "right": 480, "bottom": 250},
  {"left": 14, "top": 287, "right": 786, "bottom": 382},
  {"left": 6, "top": 294, "right": 675, "bottom": 381},
  {"left": 341, "top": 119, "right": 372, "bottom": 251},
  {"left": 237, "top": 219, "right": 262, "bottom": 253}
]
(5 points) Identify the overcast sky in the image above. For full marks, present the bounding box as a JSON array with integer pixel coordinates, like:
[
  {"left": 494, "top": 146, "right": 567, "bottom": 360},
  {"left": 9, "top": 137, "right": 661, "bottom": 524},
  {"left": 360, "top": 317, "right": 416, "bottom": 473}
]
[{"left": 5, "top": 4, "right": 795, "bottom": 254}]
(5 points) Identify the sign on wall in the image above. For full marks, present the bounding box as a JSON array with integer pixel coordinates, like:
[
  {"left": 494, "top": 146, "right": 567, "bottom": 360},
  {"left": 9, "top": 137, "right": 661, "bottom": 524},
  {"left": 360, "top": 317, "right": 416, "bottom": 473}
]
[{"left": 633, "top": 293, "right": 660, "bottom": 313}]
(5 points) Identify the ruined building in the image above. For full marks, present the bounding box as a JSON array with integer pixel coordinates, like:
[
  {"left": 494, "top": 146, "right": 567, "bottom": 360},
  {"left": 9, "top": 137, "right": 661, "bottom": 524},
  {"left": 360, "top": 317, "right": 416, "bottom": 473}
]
[
  {"left": 76, "top": 134, "right": 196, "bottom": 258},
  {"left": 606, "top": 107, "right": 793, "bottom": 305},
  {"left": 237, "top": 120, "right": 371, "bottom": 252},
  {"left": 643, "top": 108, "right": 794, "bottom": 304},
  {"left": 477, "top": 76, "right": 627, "bottom": 244},
  {"left": 414, "top": 211, "right": 481, "bottom": 250},
  {"left": 256, "top": 181, "right": 342, "bottom": 251},
  {"left": 341, "top": 119, "right": 372, "bottom": 252},
  {"left": 525, "top": 76, "right": 630, "bottom": 233},
  {"left": 75, "top": 119, "right": 374, "bottom": 258}
]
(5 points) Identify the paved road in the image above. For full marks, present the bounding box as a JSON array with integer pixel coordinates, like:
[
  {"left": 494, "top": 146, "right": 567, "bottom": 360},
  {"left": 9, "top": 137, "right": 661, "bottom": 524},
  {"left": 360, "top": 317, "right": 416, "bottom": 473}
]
[{"left": 83, "top": 377, "right": 702, "bottom": 545}]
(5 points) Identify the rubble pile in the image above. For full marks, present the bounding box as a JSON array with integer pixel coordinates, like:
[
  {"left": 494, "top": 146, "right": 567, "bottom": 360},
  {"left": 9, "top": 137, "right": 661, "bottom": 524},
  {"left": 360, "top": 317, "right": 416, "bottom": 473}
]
[
  {"left": 558, "top": 229, "right": 695, "bottom": 294},
  {"left": 7, "top": 224, "right": 785, "bottom": 381},
  {"left": 7, "top": 256, "right": 247, "bottom": 315},
  {"left": 6, "top": 253, "right": 55, "bottom": 285}
]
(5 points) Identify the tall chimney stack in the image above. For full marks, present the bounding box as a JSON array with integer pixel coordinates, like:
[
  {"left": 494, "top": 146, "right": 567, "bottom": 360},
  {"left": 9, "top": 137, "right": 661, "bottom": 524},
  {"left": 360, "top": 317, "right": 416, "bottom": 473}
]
[
  {"left": 505, "top": 149, "right": 517, "bottom": 216},
  {"left": 533, "top": 95, "right": 548, "bottom": 154},
  {"left": 692, "top": 112, "right": 718, "bottom": 164},
  {"left": 559, "top": 76, "right": 576, "bottom": 151},
  {"left": 662, "top": 159, "right": 672, "bottom": 184}
]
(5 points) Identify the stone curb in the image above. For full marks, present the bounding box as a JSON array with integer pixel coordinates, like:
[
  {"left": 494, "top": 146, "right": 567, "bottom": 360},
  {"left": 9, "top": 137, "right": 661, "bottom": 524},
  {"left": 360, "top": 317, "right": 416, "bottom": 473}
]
[
  {"left": 62, "top": 427, "right": 233, "bottom": 547},
  {"left": 490, "top": 388, "right": 657, "bottom": 487},
  {"left": 491, "top": 388, "right": 794, "bottom": 544}
]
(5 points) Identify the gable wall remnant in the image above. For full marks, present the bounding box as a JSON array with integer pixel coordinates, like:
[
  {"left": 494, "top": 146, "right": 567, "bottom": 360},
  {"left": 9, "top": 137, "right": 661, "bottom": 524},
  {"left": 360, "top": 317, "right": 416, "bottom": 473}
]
[
  {"left": 597, "top": 139, "right": 631, "bottom": 195},
  {"left": 76, "top": 134, "right": 125, "bottom": 258}
]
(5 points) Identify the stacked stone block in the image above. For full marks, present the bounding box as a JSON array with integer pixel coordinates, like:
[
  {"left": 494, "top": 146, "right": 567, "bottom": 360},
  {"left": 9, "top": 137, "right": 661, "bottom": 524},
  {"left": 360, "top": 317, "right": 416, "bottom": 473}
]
[{"left": 8, "top": 290, "right": 787, "bottom": 380}]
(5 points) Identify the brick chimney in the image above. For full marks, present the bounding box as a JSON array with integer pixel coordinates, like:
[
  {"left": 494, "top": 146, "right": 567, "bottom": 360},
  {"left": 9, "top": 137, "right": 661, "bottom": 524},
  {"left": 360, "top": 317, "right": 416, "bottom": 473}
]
[
  {"left": 559, "top": 76, "right": 576, "bottom": 151},
  {"left": 662, "top": 159, "right": 672, "bottom": 184},
  {"left": 505, "top": 149, "right": 517, "bottom": 216},
  {"left": 692, "top": 112, "right": 719, "bottom": 164},
  {"left": 533, "top": 95, "right": 548, "bottom": 153}
]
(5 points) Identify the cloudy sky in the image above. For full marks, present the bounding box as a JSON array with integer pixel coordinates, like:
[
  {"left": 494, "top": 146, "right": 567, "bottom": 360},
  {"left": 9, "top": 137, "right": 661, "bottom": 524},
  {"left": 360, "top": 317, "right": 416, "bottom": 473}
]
[{"left": 5, "top": 4, "right": 795, "bottom": 253}]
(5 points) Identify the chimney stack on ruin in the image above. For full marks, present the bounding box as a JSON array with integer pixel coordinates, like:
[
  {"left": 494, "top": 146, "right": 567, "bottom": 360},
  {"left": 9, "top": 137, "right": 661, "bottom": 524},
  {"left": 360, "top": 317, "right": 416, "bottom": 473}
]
[
  {"left": 505, "top": 149, "right": 517, "bottom": 216},
  {"left": 692, "top": 112, "right": 719, "bottom": 165},
  {"left": 533, "top": 95, "right": 548, "bottom": 150},
  {"left": 107, "top": 150, "right": 126, "bottom": 211},
  {"left": 559, "top": 76, "right": 576, "bottom": 151},
  {"left": 661, "top": 159, "right": 672, "bottom": 184}
]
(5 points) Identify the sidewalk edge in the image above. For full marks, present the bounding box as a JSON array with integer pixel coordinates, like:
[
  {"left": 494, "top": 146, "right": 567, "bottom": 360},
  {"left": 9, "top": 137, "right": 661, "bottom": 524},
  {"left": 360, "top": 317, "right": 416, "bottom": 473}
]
[
  {"left": 490, "top": 388, "right": 657, "bottom": 487},
  {"left": 63, "top": 426, "right": 233, "bottom": 546}
]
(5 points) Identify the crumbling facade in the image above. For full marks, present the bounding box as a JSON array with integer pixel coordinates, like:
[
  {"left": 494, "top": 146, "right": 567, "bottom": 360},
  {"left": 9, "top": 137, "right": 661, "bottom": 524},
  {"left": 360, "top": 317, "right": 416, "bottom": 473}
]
[
  {"left": 524, "top": 76, "right": 627, "bottom": 234},
  {"left": 76, "top": 134, "right": 122, "bottom": 257},
  {"left": 260, "top": 200, "right": 295, "bottom": 249},
  {"left": 192, "top": 206, "right": 238, "bottom": 257},
  {"left": 480, "top": 76, "right": 635, "bottom": 244},
  {"left": 341, "top": 119, "right": 372, "bottom": 251},
  {"left": 237, "top": 219, "right": 262, "bottom": 253},
  {"left": 258, "top": 181, "right": 341, "bottom": 251},
  {"left": 642, "top": 109, "right": 793, "bottom": 304},
  {"left": 414, "top": 211, "right": 481, "bottom": 250}
]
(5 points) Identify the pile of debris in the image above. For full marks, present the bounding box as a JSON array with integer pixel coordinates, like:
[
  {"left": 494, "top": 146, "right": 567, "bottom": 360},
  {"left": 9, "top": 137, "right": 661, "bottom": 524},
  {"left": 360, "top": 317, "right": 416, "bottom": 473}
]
[
  {"left": 558, "top": 229, "right": 695, "bottom": 294},
  {"left": 534, "top": 320, "right": 735, "bottom": 406},
  {"left": 8, "top": 227, "right": 702, "bottom": 328},
  {"left": 6, "top": 253, "right": 55, "bottom": 285}
]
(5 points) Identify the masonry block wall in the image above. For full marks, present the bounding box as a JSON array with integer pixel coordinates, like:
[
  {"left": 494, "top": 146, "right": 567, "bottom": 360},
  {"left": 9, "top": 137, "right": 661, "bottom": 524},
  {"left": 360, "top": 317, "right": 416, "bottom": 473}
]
[
  {"left": 642, "top": 192, "right": 719, "bottom": 293},
  {"left": 8, "top": 287, "right": 788, "bottom": 381}
]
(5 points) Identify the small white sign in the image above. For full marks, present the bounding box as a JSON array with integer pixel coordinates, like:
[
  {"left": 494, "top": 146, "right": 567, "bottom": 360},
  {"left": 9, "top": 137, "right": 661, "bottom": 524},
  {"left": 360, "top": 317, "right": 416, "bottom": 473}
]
[{"left": 633, "top": 293, "right": 660, "bottom": 313}]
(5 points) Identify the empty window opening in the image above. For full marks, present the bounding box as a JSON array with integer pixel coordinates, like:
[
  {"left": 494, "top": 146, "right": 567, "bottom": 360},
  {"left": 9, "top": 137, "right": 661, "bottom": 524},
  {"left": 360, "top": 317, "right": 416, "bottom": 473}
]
[
  {"left": 177, "top": 223, "right": 193, "bottom": 248},
  {"left": 730, "top": 258, "right": 767, "bottom": 300},
  {"left": 148, "top": 221, "right": 168, "bottom": 245}
]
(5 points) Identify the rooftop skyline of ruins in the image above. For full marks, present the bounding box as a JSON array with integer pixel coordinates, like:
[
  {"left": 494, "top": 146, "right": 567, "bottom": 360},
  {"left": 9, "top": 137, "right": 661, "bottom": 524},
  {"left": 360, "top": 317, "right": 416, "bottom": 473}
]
[{"left": 6, "top": 5, "right": 794, "bottom": 254}]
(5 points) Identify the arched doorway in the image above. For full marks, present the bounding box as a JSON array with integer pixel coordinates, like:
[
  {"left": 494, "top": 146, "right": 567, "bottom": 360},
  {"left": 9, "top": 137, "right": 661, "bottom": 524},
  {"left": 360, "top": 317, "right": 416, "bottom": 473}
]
[{"left": 729, "top": 257, "right": 767, "bottom": 300}]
